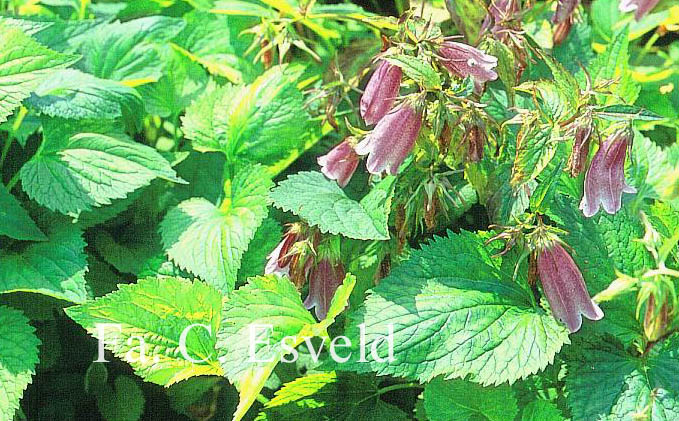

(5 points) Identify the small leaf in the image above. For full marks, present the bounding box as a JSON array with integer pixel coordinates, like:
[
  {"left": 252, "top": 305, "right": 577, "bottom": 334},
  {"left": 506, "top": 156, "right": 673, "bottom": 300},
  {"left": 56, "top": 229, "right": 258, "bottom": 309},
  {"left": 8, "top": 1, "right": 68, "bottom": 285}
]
[
  {"left": 595, "top": 104, "right": 665, "bottom": 121},
  {"left": 384, "top": 54, "right": 441, "bottom": 89}
]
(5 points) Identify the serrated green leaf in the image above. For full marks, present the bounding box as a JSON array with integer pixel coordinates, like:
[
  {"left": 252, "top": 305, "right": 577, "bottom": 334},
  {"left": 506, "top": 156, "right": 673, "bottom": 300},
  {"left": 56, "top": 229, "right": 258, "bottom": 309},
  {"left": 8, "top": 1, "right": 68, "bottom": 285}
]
[
  {"left": 566, "top": 335, "right": 679, "bottom": 421},
  {"left": 27, "top": 69, "right": 143, "bottom": 122},
  {"left": 384, "top": 54, "right": 441, "bottom": 89},
  {"left": 271, "top": 172, "right": 394, "bottom": 241},
  {"left": 160, "top": 165, "right": 273, "bottom": 293},
  {"left": 0, "top": 183, "right": 46, "bottom": 241},
  {"left": 0, "top": 306, "right": 40, "bottom": 421},
  {"left": 96, "top": 375, "right": 146, "bottom": 421},
  {"left": 511, "top": 123, "right": 556, "bottom": 188},
  {"left": 628, "top": 131, "right": 679, "bottom": 201},
  {"left": 20, "top": 128, "right": 183, "bottom": 215},
  {"left": 181, "top": 64, "right": 319, "bottom": 175},
  {"left": 0, "top": 223, "right": 89, "bottom": 302},
  {"left": 258, "top": 372, "right": 410, "bottom": 421},
  {"left": 341, "top": 230, "right": 570, "bottom": 386},
  {"left": 77, "top": 16, "right": 185, "bottom": 83},
  {"left": 0, "top": 23, "right": 79, "bottom": 124},
  {"left": 321, "top": 273, "right": 356, "bottom": 329},
  {"left": 216, "top": 275, "right": 317, "bottom": 421},
  {"left": 423, "top": 377, "right": 518, "bottom": 421},
  {"left": 65, "top": 277, "right": 224, "bottom": 386}
]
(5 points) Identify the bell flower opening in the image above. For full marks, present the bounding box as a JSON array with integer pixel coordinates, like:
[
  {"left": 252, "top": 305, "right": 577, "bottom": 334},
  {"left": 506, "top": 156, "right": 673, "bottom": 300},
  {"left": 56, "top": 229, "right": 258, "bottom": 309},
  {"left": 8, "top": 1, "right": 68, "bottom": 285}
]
[
  {"left": 318, "top": 139, "right": 360, "bottom": 187},
  {"left": 438, "top": 42, "right": 499, "bottom": 85}
]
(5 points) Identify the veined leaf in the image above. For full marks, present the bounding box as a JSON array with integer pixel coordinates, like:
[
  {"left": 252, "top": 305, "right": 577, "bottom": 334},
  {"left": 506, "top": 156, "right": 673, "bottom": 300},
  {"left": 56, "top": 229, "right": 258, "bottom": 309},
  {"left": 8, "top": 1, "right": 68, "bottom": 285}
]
[
  {"left": 160, "top": 165, "right": 273, "bottom": 293},
  {"left": 77, "top": 16, "right": 185, "bottom": 83},
  {"left": 0, "top": 306, "right": 41, "bottom": 421},
  {"left": 65, "top": 277, "right": 224, "bottom": 386},
  {"left": 521, "top": 400, "right": 565, "bottom": 421},
  {"left": 511, "top": 122, "right": 556, "bottom": 188},
  {"left": 27, "top": 69, "right": 143, "bottom": 122},
  {"left": 341, "top": 230, "right": 570, "bottom": 386},
  {"left": 423, "top": 377, "right": 518, "bottom": 421},
  {"left": 181, "top": 65, "right": 319, "bottom": 175},
  {"left": 629, "top": 131, "right": 679, "bottom": 201},
  {"left": 0, "top": 223, "right": 89, "bottom": 303},
  {"left": 216, "top": 275, "right": 317, "bottom": 421},
  {"left": 258, "top": 372, "right": 410, "bottom": 420},
  {"left": 566, "top": 335, "right": 679, "bottom": 421},
  {"left": 0, "top": 23, "right": 79, "bottom": 124},
  {"left": 270, "top": 172, "right": 395, "bottom": 241},
  {"left": 0, "top": 183, "right": 46, "bottom": 241},
  {"left": 20, "top": 124, "right": 184, "bottom": 215}
]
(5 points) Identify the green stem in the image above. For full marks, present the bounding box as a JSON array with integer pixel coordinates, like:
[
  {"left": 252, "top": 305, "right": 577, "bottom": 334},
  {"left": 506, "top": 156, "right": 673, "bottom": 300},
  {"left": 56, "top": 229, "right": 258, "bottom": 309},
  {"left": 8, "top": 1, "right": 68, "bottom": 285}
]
[
  {"left": 0, "top": 136, "right": 12, "bottom": 169},
  {"left": 7, "top": 170, "right": 20, "bottom": 191},
  {"left": 376, "top": 382, "right": 420, "bottom": 396},
  {"left": 255, "top": 394, "right": 270, "bottom": 405},
  {"left": 634, "top": 32, "right": 660, "bottom": 66}
]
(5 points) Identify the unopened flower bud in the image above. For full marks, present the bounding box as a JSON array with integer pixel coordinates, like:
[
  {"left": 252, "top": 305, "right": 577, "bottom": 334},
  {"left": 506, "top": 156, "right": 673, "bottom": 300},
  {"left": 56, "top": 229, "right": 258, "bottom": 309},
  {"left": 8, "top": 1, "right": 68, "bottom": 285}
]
[{"left": 304, "top": 258, "right": 345, "bottom": 320}]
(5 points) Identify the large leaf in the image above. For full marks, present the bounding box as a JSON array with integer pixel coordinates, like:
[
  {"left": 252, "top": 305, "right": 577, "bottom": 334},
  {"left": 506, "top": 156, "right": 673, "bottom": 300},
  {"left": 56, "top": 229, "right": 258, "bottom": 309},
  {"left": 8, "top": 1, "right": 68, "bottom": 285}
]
[
  {"left": 216, "top": 275, "right": 317, "bottom": 421},
  {"left": 160, "top": 165, "right": 273, "bottom": 293},
  {"left": 423, "top": 377, "right": 518, "bottom": 421},
  {"left": 65, "top": 277, "right": 224, "bottom": 386},
  {"left": 20, "top": 122, "right": 184, "bottom": 215},
  {"left": 0, "top": 183, "right": 46, "bottom": 241},
  {"left": 629, "top": 131, "right": 679, "bottom": 202},
  {"left": 270, "top": 172, "right": 395, "bottom": 241},
  {"left": 217, "top": 274, "right": 355, "bottom": 421},
  {"left": 0, "top": 306, "right": 40, "bottom": 421},
  {"left": 566, "top": 335, "right": 679, "bottom": 421},
  {"left": 77, "top": 16, "right": 185, "bottom": 84},
  {"left": 341, "top": 230, "right": 570, "bottom": 386},
  {"left": 181, "top": 65, "right": 319, "bottom": 174},
  {"left": 0, "top": 23, "right": 79, "bottom": 124},
  {"left": 258, "top": 372, "right": 410, "bottom": 420},
  {"left": 0, "top": 223, "right": 89, "bottom": 303},
  {"left": 511, "top": 122, "right": 556, "bottom": 188},
  {"left": 27, "top": 69, "right": 143, "bottom": 121}
]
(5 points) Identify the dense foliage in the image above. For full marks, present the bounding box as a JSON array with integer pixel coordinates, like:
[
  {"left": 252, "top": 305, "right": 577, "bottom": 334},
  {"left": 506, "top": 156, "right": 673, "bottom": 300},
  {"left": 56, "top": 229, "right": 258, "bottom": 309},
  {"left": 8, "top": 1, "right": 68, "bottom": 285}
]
[{"left": 1, "top": 0, "right": 679, "bottom": 420}]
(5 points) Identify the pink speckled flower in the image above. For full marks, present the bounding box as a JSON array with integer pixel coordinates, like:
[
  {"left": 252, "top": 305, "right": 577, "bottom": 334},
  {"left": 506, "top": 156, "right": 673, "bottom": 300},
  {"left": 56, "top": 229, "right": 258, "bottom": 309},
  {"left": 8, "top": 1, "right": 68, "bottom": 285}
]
[
  {"left": 318, "top": 139, "right": 360, "bottom": 187},
  {"left": 355, "top": 102, "right": 423, "bottom": 175},
  {"left": 360, "top": 60, "right": 403, "bottom": 126},
  {"left": 580, "top": 129, "right": 636, "bottom": 218},
  {"left": 264, "top": 230, "right": 299, "bottom": 277},
  {"left": 438, "top": 42, "right": 499, "bottom": 85},
  {"left": 619, "top": 0, "right": 660, "bottom": 20},
  {"left": 538, "top": 242, "right": 604, "bottom": 333},
  {"left": 304, "top": 258, "right": 345, "bottom": 320}
]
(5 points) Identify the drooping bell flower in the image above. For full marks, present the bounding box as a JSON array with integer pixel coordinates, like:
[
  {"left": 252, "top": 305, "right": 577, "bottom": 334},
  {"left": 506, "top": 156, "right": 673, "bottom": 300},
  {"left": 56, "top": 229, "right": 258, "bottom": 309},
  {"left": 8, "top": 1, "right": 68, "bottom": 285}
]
[
  {"left": 318, "top": 139, "right": 360, "bottom": 188},
  {"left": 438, "top": 42, "right": 499, "bottom": 86},
  {"left": 566, "top": 113, "right": 593, "bottom": 177},
  {"left": 619, "top": 0, "right": 660, "bottom": 20},
  {"left": 304, "top": 258, "right": 345, "bottom": 320},
  {"left": 537, "top": 241, "right": 604, "bottom": 332},
  {"left": 360, "top": 60, "right": 403, "bottom": 126},
  {"left": 579, "top": 128, "right": 636, "bottom": 218},
  {"left": 355, "top": 100, "right": 423, "bottom": 175},
  {"left": 265, "top": 227, "right": 301, "bottom": 277}
]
